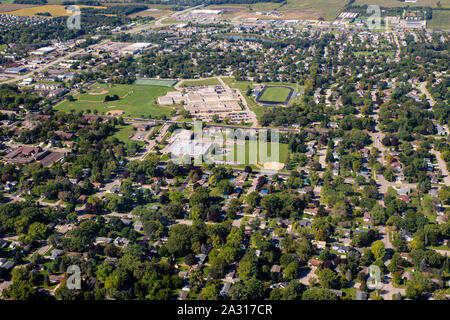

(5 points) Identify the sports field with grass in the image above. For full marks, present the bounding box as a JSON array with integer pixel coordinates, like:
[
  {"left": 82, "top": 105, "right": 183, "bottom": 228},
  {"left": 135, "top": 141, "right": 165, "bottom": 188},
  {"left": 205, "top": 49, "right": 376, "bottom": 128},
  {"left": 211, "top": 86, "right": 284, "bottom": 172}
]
[
  {"left": 258, "top": 86, "right": 293, "bottom": 103},
  {"left": 211, "top": 139, "right": 289, "bottom": 170},
  {"left": 181, "top": 78, "right": 221, "bottom": 87},
  {"left": 134, "top": 78, "right": 177, "bottom": 87},
  {"left": 55, "top": 84, "right": 176, "bottom": 118},
  {"left": 222, "top": 78, "right": 303, "bottom": 122}
]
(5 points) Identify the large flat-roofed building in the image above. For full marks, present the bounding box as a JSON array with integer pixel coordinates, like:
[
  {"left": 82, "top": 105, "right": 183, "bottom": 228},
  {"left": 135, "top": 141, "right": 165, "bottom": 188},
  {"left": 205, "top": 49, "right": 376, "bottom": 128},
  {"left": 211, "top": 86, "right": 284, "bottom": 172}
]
[
  {"left": 2, "top": 146, "right": 64, "bottom": 167},
  {"left": 157, "top": 84, "right": 251, "bottom": 123},
  {"left": 4, "top": 67, "right": 28, "bottom": 74},
  {"left": 400, "top": 19, "right": 426, "bottom": 28},
  {"left": 191, "top": 9, "right": 222, "bottom": 15},
  {"left": 158, "top": 91, "right": 184, "bottom": 105},
  {"left": 158, "top": 85, "right": 242, "bottom": 113},
  {"left": 31, "top": 46, "right": 56, "bottom": 55},
  {"left": 165, "top": 129, "right": 212, "bottom": 158},
  {"left": 158, "top": 96, "right": 176, "bottom": 105},
  {"left": 120, "top": 42, "right": 151, "bottom": 55},
  {"left": 166, "top": 140, "right": 213, "bottom": 158},
  {"left": 184, "top": 101, "right": 242, "bottom": 113}
]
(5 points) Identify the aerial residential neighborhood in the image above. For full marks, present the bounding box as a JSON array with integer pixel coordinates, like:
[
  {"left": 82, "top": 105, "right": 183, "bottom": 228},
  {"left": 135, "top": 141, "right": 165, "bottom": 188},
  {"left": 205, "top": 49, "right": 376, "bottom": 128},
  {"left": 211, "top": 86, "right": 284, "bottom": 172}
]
[{"left": 0, "top": 0, "right": 448, "bottom": 306}]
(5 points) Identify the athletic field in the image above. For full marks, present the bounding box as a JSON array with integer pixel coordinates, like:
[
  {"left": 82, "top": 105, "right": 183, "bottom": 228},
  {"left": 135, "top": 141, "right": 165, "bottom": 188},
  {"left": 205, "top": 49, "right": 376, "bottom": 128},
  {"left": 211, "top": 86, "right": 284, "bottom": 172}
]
[
  {"left": 55, "top": 84, "right": 176, "bottom": 118},
  {"left": 257, "top": 86, "right": 294, "bottom": 105},
  {"left": 134, "top": 79, "right": 177, "bottom": 87}
]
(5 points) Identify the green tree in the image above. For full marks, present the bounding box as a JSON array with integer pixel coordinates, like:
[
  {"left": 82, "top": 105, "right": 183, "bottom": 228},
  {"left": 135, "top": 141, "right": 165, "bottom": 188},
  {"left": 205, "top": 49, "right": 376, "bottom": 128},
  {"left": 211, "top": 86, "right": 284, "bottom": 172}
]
[{"left": 371, "top": 240, "right": 386, "bottom": 261}]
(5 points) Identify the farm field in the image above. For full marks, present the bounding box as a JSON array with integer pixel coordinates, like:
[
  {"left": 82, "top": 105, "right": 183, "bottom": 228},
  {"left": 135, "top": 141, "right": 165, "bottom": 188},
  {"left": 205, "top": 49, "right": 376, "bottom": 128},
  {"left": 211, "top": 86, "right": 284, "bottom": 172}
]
[
  {"left": 258, "top": 86, "right": 292, "bottom": 103},
  {"left": 231, "top": 0, "right": 346, "bottom": 20},
  {"left": 429, "top": 10, "right": 450, "bottom": 29},
  {"left": 180, "top": 78, "right": 220, "bottom": 87},
  {"left": 0, "top": 4, "right": 106, "bottom": 17},
  {"left": 353, "top": 0, "right": 450, "bottom": 8},
  {"left": 55, "top": 84, "right": 176, "bottom": 119},
  {"left": 128, "top": 6, "right": 174, "bottom": 18},
  {"left": 0, "top": 3, "right": 37, "bottom": 12}
]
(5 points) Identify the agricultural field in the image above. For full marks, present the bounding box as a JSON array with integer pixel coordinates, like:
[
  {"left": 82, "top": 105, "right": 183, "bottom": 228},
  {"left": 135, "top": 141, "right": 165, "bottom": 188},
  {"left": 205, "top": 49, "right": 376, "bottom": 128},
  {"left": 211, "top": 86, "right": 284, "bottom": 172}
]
[
  {"left": 55, "top": 83, "right": 176, "bottom": 119},
  {"left": 429, "top": 10, "right": 450, "bottom": 29},
  {"left": 205, "top": 5, "right": 251, "bottom": 20},
  {"left": 128, "top": 5, "right": 174, "bottom": 18},
  {"left": 258, "top": 86, "right": 293, "bottom": 104},
  {"left": 231, "top": 0, "right": 346, "bottom": 20},
  {"left": 353, "top": 0, "right": 450, "bottom": 8},
  {"left": 0, "top": 4, "right": 106, "bottom": 17},
  {"left": 0, "top": 3, "right": 37, "bottom": 12},
  {"left": 180, "top": 78, "right": 220, "bottom": 87}
]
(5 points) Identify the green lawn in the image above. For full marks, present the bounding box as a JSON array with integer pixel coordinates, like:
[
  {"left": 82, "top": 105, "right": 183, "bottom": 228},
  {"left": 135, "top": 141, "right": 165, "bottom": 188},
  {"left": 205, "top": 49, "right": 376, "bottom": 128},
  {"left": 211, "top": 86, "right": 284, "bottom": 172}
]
[
  {"left": 110, "top": 125, "right": 144, "bottom": 147},
  {"left": 134, "top": 79, "right": 177, "bottom": 87},
  {"left": 211, "top": 140, "right": 289, "bottom": 170},
  {"left": 55, "top": 84, "right": 176, "bottom": 118},
  {"left": 429, "top": 10, "right": 450, "bottom": 30},
  {"left": 181, "top": 78, "right": 220, "bottom": 87},
  {"left": 259, "top": 86, "right": 292, "bottom": 103}
]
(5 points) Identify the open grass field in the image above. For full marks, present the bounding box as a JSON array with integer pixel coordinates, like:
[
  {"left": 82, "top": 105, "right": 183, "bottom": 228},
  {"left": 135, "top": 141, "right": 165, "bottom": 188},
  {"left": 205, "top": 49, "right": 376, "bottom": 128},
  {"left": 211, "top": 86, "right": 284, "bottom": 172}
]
[
  {"left": 0, "top": 4, "right": 106, "bottom": 17},
  {"left": 55, "top": 84, "right": 176, "bottom": 118},
  {"left": 258, "top": 86, "right": 293, "bottom": 103},
  {"left": 0, "top": 0, "right": 14, "bottom": 4},
  {"left": 180, "top": 78, "right": 220, "bottom": 87},
  {"left": 128, "top": 6, "right": 174, "bottom": 18},
  {"left": 212, "top": 140, "right": 289, "bottom": 170},
  {"left": 134, "top": 78, "right": 177, "bottom": 87},
  {"left": 110, "top": 124, "right": 145, "bottom": 147},
  {"left": 429, "top": 10, "right": 450, "bottom": 29}
]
